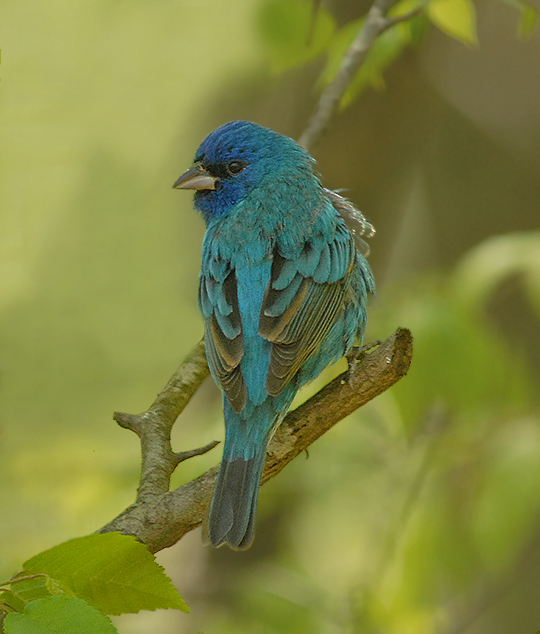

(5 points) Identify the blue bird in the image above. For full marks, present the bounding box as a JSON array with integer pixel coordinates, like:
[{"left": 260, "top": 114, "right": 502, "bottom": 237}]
[{"left": 174, "top": 121, "right": 375, "bottom": 549}]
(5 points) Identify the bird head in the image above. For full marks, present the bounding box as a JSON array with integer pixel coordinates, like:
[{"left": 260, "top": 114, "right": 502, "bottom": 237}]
[{"left": 173, "top": 121, "right": 315, "bottom": 223}]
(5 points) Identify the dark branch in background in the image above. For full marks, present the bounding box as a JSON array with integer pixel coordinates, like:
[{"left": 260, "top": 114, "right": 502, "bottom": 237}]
[
  {"left": 299, "top": 0, "right": 423, "bottom": 152},
  {"left": 101, "top": 329, "right": 412, "bottom": 552},
  {"left": 99, "top": 0, "right": 421, "bottom": 552}
]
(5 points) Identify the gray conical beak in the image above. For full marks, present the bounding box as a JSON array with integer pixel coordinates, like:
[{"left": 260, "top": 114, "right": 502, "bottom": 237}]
[{"left": 173, "top": 165, "right": 217, "bottom": 190}]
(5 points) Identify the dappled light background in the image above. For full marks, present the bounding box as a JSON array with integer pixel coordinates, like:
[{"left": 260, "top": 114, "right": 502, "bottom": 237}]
[{"left": 1, "top": 0, "right": 540, "bottom": 632}]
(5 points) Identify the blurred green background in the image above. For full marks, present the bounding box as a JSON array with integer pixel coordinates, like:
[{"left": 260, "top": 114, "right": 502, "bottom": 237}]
[{"left": 1, "top": 0, "right": 540, "bottom": 632}]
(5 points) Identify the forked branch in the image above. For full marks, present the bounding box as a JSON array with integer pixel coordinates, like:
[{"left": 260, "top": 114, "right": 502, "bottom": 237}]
[{"left": 100, "top": 328, "right": 412, "bottom": 553}]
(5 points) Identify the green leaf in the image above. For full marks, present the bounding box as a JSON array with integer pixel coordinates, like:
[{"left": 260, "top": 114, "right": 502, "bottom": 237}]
[
  {"left": 518, "top": 1, "right": 538, "bottom": 37},
  {"left": 428, "top": 0, "right": 478, "bottom": 45},
  {"left": 258, "top": 0, "right": 336, "bottom": 73},
  {"left": 23, "top": 533, "right": 188, "bottom": 615},
  {"left": 8, "top": 577, "right": 50, "bottom": 605},
  {"left": 320, "top": 1, "right": 423, "bottom": 107},
  {"left": 499, "top": 0, "right": 538, "bottom": 38},
  {"left": 341, "top": 22, "right": 412, "bottom": 107},
  {"left": 4, "top": 596, "right": 117, "bottom": 634},
  {"left": 319, "top": 18, "right": 364, "bottom": 88},
  {"left": 1, "top": 589, "right": 26, "bottom": 614},
  {"left": 9, "top": 575, "right": 72, "bottom": 605},
  {"left": 390, "top": 0, "right": 430, "bottom": 43}
]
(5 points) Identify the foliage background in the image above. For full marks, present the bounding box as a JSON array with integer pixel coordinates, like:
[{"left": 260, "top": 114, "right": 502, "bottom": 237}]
[{"left": 1, "top": 0, "right": 539, "bottom": 632}]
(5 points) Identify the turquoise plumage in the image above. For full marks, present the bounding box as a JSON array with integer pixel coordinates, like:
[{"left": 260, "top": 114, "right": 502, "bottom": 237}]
[{"left": 174, "top": 121, "right": 375, "bottom": 549}]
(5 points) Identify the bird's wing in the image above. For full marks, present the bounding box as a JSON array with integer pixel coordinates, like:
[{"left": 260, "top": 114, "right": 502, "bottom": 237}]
[
  {"left": 199, "top": 263, "right": 247, "bottom": 413},
  {"left": 259, "top": 219, "right": 356, "bottom": 396}
]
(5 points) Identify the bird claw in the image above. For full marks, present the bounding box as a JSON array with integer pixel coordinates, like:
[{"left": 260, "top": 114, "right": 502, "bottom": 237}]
[{"left": 346, "top": 340, "right": 383, "bottom": 386}]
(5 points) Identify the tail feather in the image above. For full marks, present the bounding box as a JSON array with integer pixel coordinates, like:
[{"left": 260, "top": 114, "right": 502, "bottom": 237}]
[
  {"left": 205, "top": 396, "right": 294, "bottom": 549},
  {"left": 207, "top": 446, "right": 267, "bottom": 549}
]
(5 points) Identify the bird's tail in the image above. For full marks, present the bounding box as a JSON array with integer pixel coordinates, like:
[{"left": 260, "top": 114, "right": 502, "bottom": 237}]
[{"left": 205, "top": 402, "right": 278, "bottom": 550}]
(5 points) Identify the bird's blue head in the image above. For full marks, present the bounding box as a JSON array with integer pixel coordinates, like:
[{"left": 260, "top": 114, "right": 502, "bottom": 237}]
[{"left": 173, "top": 121, "right": 316, "bottom": 224}]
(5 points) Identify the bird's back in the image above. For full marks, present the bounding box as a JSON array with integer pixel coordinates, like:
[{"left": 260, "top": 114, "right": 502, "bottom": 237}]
[{"left": 176, "top": 120, "right": 375, "bottom": 549}]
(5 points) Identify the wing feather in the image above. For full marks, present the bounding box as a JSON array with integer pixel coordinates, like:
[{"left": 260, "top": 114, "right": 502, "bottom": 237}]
[
  {"left": 199, "top": 266, "right": 247, "bottom": 413},
  {"left": 260, "top": 229, "right": 356, "bottom": 397}
]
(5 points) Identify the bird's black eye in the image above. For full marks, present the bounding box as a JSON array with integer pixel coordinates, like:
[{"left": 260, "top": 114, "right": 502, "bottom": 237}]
[{"left": 227, "top": 160, "right": 245, "bottom": 176}]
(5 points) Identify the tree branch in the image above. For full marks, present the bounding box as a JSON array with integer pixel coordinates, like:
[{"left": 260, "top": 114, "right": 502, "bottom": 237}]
[
  {"left": 113, "top": 341, "right": 212, "bottom": 504},
  {"left": 99, "top": 2, "right": 419, "bottom": 553},
  {"left": 298, "top": 0, "right": 422, "bottom": 152},
  {"left": 100, "top": 328, "right": 412, "bottom": 553}
]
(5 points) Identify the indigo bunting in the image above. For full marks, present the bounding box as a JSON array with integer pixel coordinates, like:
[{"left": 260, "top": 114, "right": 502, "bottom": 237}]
[{"left": 174, "top": 121, "right": 375, "bottom": 549}]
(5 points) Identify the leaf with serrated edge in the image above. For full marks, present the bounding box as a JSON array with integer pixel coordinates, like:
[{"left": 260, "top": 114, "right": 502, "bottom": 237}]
[
  {"left": 4, "top": 596, "right": 117, "bottom": 634},
  {"left": 428, "top": 0, "right": 478, "bottom": 45},
  {"left": 23, "top": 533, "right": 188, "bottom": 615}
]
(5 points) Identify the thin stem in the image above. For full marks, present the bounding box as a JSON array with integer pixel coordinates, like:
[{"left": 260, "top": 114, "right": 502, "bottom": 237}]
[{"left": 299, "top": 0, "right": 422, "bottom": 152}]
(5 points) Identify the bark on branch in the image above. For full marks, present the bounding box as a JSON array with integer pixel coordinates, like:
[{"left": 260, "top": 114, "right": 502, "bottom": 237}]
[
  {"left": 113, "top": 341, "right": 213, "bottom": 504},
  {"left": 100, "top": 328, "right": 412, "bottom": 553}
]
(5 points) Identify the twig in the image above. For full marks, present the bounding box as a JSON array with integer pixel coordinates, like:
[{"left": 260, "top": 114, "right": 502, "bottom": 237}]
[
  {"left": 298, "top": 0, "right": 422, "bottom": 152},
  {"left": 113, "top": 340, "right": 213, "bottom": 503},
  {"left": 385, "top": 6, "right": 423, "bottom": 27},
  {"left": 100, "top": 328, "right": 413, "bottom": 553}
]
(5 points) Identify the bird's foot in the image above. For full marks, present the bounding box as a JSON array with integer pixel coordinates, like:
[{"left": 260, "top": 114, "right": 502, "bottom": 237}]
[{"left": 346, "top": 340, "right": 383, "bottom": 386}]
